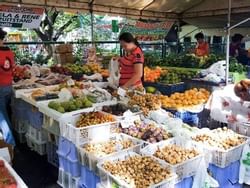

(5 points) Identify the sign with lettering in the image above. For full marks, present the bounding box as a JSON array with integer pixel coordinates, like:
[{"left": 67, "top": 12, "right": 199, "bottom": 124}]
[{"left": 0, "top": 5, "right": 44, "bottom": 28}]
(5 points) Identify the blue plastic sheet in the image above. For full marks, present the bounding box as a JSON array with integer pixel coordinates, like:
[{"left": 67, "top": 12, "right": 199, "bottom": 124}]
[
  {"left": 175, "top": 177, "right": 193, "bottom": 188},
  {"left": 0, "top": 112, "right": 15, "bottom": 146}
]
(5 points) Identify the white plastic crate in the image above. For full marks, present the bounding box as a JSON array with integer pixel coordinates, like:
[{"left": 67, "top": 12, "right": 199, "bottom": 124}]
[
  {"left": 141, "top": 138, "right": 203, "bottom": 182},
  {"left": 48, "top": 132, "right": 59, "bottom": 146},
  {"left": 97, "top": 151, "right": 177, "bottom": 188},
  {"left": 0, "top": 157, "right": 28, "bottom": 188},
  {"left": 46, "top": 142, "right": 59, "bottom": 167},
  {"left": 193, "top": 133, "right": 249, "bottom": 168},
  {"left": 57, "top": 168, "right": 80, "bottom": 188},
  {"left": 228, "top": 123, "right": 250, "bottom": 137},
  {"left": 13, "top": 120, "right": 28, "bottom": 134},
  {"left": 43, "top": 114, "right": 60, "bottom": 136},
  {"left": 59, "top": 112, "right": 118, "bottom": 145},
  {"left": 27, "top": 126, "right": 48, "bottom": 143},
  {"left": 78, "top": 133, "right": 144, "bottom": 174},
  {"left": 14, "top": 131, "right": 26, "bottom": 143},
  {"left": 26, "top": 134, "right": 47, "bottom": 155}
]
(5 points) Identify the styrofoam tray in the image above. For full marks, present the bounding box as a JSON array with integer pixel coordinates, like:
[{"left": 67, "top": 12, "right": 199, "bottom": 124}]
[
  {"left": 141, "top": 138, "right": 204, "bottom": 182},
  {"left": 0, "top": 157, "right": 28, "bottom": 188},
  {"left": 97, "top": 151, "right": 177, "bottom": 188}
]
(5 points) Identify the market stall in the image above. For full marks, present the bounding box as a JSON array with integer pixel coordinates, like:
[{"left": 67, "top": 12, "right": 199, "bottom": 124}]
[{"left": 1, "top": 1, "right": 250, "bottom": 188}]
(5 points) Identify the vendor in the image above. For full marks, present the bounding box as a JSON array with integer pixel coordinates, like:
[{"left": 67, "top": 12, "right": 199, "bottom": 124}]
[
  {"left": 0, "top": 28, "right": 15, "bottom": 128},
  {"left": 118, "top": 32, "right": 144, "bottom": 89},
  {"left": 230, "top": 33, "right": 249, "bottom": 65},
  {"left": 194, "top": 32, "right": 209, "bottom": 57},
  {"left": 234, "top": 79, "right": 250, "bottom": 101}
]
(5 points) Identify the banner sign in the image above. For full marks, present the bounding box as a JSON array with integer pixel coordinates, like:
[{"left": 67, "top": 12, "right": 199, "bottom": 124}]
[
  {"left": 121, "top": 20, "right": 174, "bottom": 41},
  {"left": 0, "top": 5, "right": 44, "bottom": 28}
]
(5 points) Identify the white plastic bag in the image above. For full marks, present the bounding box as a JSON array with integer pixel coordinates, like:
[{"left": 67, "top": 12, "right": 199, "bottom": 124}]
[
  {"left": 239, "top": 142, "right": 250, "bottom": 185},
  {"left": 84, "top": 73, "right": 103, "bottom": 81},
  {"left": 107, "top": 58, "right": 120, "bottom": 89}
]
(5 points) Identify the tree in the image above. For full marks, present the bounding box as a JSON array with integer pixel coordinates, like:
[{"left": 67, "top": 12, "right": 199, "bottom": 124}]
[{"left": 34, "top": 7, "right": 79, "bottom": 59}]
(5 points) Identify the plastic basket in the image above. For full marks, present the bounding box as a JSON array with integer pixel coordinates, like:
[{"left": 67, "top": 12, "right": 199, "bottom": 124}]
[
  {"left": 157, "top": 83, "right": 186, "bottom": 96},
  {"left": 208, "top": 160, "right": 240, "bottom": 187},
  {"left": 185, "top": 79, "right": 224, "bottom": 92},
  {"left": 28, "top": 106, "right": 44, "bottom": 129},
  {"left": 228, "top": 123, "right": 250, "bottom": 137},
  {"left": 46, "top": 142, "right": 59, "bottom": 168},
  {"left": 193, "top": 134, "right": 248, "bottom": 168},
  {"left": 57, "top": 137, "right": 81, "bottom": 177},
  {"left": 59, "top": 112, "right": 118, "bottom": 146},
  {"left": 26, "top": 134, "right": 47, "bottom": 155},
  {"left": 78, "top": 133, "right": 144, "bottom": 174},
  {"left": 97, "top": 151, "right": 177, "bottom": 188},
  {"left": 43, "top": 114, "right": 60, "bottom": 136},
  {"left": 141, "top": 138, "right": 203, "bottom": 182},
  {"left": 79, "top": 165, "right": 100, "bottom": 188},
  {"left": 57, "top": 168, "right": 80, "bottom": 188},
  {"left": 27, "top": 126, "right": 48, "bottom": 143},
  {"left": 175, "top": 176, "right": 193, "bottom": 188},
  {"left": 48, "top": 132, "right": 59, "bottom": 146},
  {"left": 0, "top": 157, "right": 28, "bottom": 188},
  {"left": 13, "top": 131, "right": 26, "bottom": 144},
  {"left": 13, "top": 120, "right": 28, "bottom": 134}
]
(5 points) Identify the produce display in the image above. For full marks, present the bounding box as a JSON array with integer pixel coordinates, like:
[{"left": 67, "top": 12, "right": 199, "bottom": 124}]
[
  {"left": 48, "top": 97, "right": 94, "bottom": 113},
  {"left": 0, "top": 160, "right": 17, "bottom": 188},
  {"left": 192, "top": 127, "right": 246, "bottom": 150},
  {"left": 102, "top": 103, "right": 139, "bottom": 116},
  {"left": 121, "top": 121, "right": 172, "bottom": 143},
  {"left": 76, "top": 112, "right": 115, "bottom": 128},
  {"left": 128, "top": 94, "right": 161, "bottom": 115},
  {"left": 159, "top": 69, "right": 198, "bottom": 84},
  {"left": 160, "top": 88, "right": 210, "bottom": 109},
  {"left": 229, "top": 57, "right": 248, "bottom": 73},
  {"left": 102, "top": 155, "right": 172, "bottom": 188},
  {"left": 13, "top": 65, "right": 31, "bottom": 82},
  {"left": 83, "top": 139, "right": 134, "bottom": 157},
  {"left": 31, "top": 89, "right": 58, "bottom": 101},
  {"left": 144, "top": 66, "right": 164, "bottom": 82},
  {"left": 35, "top": 73, "right": 68, "bottom": 86},
  {"left": 154, "top": 145, "right": 199, "bottom": 165},
  {"left": 50, "top": 64, "right": 93, "bottom": 75}
]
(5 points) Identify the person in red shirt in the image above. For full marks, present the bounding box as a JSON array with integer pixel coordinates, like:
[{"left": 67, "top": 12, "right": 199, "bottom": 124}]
[
  {"left": 118, "top": 32, "right": 144, "bottom": 89},
  {"left": 0, "top": 28, "right": 15, "bottom": 128},
  {"left": 194, "top": 32, "right": 209, "bottom": 57}
]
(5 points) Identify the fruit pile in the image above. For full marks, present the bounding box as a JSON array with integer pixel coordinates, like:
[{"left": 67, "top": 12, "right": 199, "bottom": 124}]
[
  {"left": 50, "top": 64, "right": 93, "bottom": 75},
  {"left": 13, "top": 65, "right": 32, "bottom": 82},
  {"left": 160, "top": 88, "right": 210, "bottom": 109},
  {"left": 128, "top": 94, "right": 161, "bottom": 115},
  {"left": 48, "top": 96, "right": 94, "bottom": 113},
  {"left": 192, "top": 127, "right": 246, "bottom": 150},
  {"left": 144, "top": 66, "right": 165, "bottom": 82},
  {"left": 84, "top": 139, "right": 134, "bottom": 157},
  {"left": 121, "top": 121, "right": 172, "bottom": 143},
  {"left": 159, "top": 69, "right": 198, "bottom": 84},
  {"left": 102, "top": 103, "right": 139, "bottom": 116},
  {"left": 86, "top": 63, "right": 102, "bottom": 73},
  {"left": 154, "top": 145, "right": 199, "bottom": 165},
  {"left": 103, "top": 155, "right": 172, "bottom": 188},
  {"left": 0, "top": 160, "right": 17, "bottom": 188},
  {"left": 76, "top": 112, "right": 115, "bottom": 128}
]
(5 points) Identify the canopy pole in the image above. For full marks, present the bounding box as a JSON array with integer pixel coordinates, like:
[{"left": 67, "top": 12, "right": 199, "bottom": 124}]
[
  {"left": 89, "top": 0, "right": 94, "bottom": 45},
  {"left": 225, "top": 0, "right": 231, "bottom": 85}
]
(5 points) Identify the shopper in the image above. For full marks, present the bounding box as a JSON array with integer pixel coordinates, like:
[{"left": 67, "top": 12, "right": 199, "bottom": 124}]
[
  {"left": 230, "top": 33, "right": 249, "bottom": 65},
  {"left": 194, "top": 32, "right": 209, "bottom": 57},
  {"left": 118, "top": 32, "right": 144, "bottom": 89},
  {"left": 0, "top": 28, "right": 15, "bottom": 128}
]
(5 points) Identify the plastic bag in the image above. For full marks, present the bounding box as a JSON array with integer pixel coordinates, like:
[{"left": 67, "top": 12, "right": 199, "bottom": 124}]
[
  {"left": 107, "top": 58, "right": 120, "bottom": 89},
  {"left": 192, "top": 157, "right": 219, "bottom": 188},
  {"left": 84, "top": 73, "right": 103, "bottom": 82},
  {"left": 200, "top": 60, "right": 226, "bottom": 79},
  {"left": 239, "top": 142, "right": 250, "bottom": 185}
]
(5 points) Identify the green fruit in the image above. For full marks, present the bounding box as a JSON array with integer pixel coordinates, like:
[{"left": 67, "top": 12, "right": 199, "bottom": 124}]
[
  {"left": 146, "top": 86, "right": 156, "bottom": 93},
  {"left": 57, "top": 106, "right": 65, "bottom": 113},
  {"left": 84, "top": 100, "right": 93, "bottom": 107},
  {"left": 69, "top": 104, "right": 77, "bottom": 111},
  {"left": 48, "top": 101, "right": 60, "bottom": 110},
  {"left": 87, "top": 95, "right": 97, "bottom": 103}
]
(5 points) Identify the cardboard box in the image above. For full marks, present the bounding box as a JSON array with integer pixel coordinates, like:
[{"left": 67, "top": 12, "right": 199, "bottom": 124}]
[{"left": 55, "top": 44, "right": 73, "bottom": 53}]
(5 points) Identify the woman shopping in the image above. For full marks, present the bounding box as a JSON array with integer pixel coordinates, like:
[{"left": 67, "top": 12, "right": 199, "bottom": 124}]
[
  {"left": 0, "top": 28, "right": 15, "bottom": 145},
  {"left": 118, "top": 32, "right": 144, "bottom": 89}
]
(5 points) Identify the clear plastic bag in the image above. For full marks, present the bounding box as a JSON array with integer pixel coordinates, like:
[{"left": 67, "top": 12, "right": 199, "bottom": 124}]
[{"left": 107, "top": 58, "right": 120, "bottom": 89}]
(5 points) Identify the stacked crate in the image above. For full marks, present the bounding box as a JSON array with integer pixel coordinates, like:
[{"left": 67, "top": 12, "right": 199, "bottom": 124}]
[{"left": 54, "top": 44, "right": 74, "bottom": 64}]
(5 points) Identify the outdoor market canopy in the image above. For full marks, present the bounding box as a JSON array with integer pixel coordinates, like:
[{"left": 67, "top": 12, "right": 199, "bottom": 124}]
[{"left": 2, "top": 0, "right": 250, "bottom": 28}]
